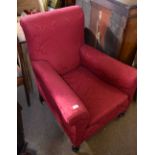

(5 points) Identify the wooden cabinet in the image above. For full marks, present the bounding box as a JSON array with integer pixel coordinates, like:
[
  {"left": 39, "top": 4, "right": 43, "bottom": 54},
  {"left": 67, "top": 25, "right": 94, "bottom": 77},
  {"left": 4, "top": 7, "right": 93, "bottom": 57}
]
[
  {"left": 17, "top": 0, "right": 48, "bottom": 14},
  {"left": 64, "top": 0, "right": 76, "bottom": 6},
  {"left": 77, "top": 0, "right": 137, "bottom": 65},
  {"left": 48, "top": 0, "right": 75, "bottom": 8}
]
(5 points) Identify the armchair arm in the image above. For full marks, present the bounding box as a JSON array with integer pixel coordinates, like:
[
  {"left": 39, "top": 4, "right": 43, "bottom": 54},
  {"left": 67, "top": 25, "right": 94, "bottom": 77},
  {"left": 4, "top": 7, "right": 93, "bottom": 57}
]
[
  {"left": 80, "top": 45, "right": 137, "bottom": 101},
  {"left": 32, "top": 60, "right": 89, "bottom": 126}
]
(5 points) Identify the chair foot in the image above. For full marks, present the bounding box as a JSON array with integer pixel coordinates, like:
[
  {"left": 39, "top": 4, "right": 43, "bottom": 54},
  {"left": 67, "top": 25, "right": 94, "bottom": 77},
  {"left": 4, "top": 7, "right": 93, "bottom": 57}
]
[{"left": 72, "top": 145, "right": 80, "bottom": 153}]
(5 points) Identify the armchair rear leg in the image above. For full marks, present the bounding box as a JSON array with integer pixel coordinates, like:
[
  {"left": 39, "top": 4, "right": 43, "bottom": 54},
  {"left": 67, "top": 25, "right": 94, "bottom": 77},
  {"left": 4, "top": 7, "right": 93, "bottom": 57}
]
[
  {"left": 72, "top": 145, "right": 80, "bottom": 153},
  {"left": 39, "top": 93, "right": 44, "bottom": 104},
  {"left": 24, "top": 85, "right": 31, "bottom": 106}
]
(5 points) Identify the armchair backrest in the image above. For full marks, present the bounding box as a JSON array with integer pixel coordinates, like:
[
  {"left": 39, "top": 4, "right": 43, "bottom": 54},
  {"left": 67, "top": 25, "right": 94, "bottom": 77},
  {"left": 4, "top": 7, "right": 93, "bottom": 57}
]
[{"left": 20, "top": 6, "right": 84, "bottom": 75}]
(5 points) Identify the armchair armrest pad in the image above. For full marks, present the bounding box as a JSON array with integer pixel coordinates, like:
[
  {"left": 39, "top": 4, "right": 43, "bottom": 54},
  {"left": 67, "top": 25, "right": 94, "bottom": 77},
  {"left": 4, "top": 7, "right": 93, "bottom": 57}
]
[
  {"left": 80, "top": 45, "right": 137, "bottom": 100},
  {"left": 32, "top": 61, "right": 89, "bottom": 126}
]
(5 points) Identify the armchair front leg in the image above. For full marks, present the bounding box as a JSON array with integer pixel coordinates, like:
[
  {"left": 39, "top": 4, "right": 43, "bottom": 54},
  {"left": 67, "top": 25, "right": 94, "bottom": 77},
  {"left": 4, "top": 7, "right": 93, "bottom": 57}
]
[{"left": 70, "top": 117, "right": 89, "bottom": 152}]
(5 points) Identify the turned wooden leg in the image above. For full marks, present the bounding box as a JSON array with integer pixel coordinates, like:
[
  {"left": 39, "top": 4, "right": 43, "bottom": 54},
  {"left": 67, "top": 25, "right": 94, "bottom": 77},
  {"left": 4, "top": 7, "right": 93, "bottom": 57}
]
[{"left": 72, "top": 145, "right": 80, "bottom": 153}]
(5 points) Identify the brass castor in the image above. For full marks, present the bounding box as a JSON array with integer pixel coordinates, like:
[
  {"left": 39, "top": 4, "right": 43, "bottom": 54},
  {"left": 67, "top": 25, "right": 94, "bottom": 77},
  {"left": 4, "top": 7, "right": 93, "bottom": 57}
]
[{"left": 72, "top": 145, "right": 80, "bottom": 153}]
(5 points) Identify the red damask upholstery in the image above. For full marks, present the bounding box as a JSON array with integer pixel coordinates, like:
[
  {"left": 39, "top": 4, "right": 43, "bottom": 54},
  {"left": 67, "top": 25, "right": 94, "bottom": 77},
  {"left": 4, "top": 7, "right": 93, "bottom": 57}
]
[{"left": 20, "top": 6, "right": 137, "bottom": 148}]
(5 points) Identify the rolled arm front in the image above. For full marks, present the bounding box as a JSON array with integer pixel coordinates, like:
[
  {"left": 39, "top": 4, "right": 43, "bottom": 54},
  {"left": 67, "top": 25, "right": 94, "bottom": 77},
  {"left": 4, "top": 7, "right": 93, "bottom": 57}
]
[
  {"left": 32, "top": 60, "right": 90, "bottom": 126},
  {"left": 80, "top": 45, "right": 137, "bottom": 101}
]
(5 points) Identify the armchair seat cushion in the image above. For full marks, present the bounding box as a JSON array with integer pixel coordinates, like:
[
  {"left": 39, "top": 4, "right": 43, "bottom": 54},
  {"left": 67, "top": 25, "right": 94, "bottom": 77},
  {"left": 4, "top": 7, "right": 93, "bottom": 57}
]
[{"left": 63, "top": 66, "right": 128, "bottom": 126}]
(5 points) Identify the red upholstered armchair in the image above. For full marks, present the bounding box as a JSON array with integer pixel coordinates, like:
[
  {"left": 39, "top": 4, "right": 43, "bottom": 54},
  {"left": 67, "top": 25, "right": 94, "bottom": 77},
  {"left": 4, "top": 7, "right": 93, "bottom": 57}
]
[{"left": 20, "top": 6, "right": 137, "bottom": 152}]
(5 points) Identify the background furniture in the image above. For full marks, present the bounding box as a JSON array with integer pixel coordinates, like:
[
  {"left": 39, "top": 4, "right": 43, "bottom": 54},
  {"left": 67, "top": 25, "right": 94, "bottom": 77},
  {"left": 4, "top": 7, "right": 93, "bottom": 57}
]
[
  {"left": 17, "top": 0, "right": 48, "bottom": 15},
  {"left": 17, "top": 102, "right": 25, "bottom": 155},
  {"left": 20, "top": 6, "right": 137, "bottom": 151},
  {"left": 17, "top": 100, "right": 32, "bottom": 155},
  {"left": 77, "top": 0, "right": 137, "bottom": 65},
  {"left": 17, "top": 57, "right": 31, "bottom": 154},
  {"left": 17, "top": 39, "right": 31, "bottom": 106},
  {"left": 63, "top": 0, "right": 76, "bottom": 6},
  {"left": 48, "top": 0, "right": 76, "bottom": 8},
  {"left": 17, "top": 103, "right": 32, "bottom": 155}
]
